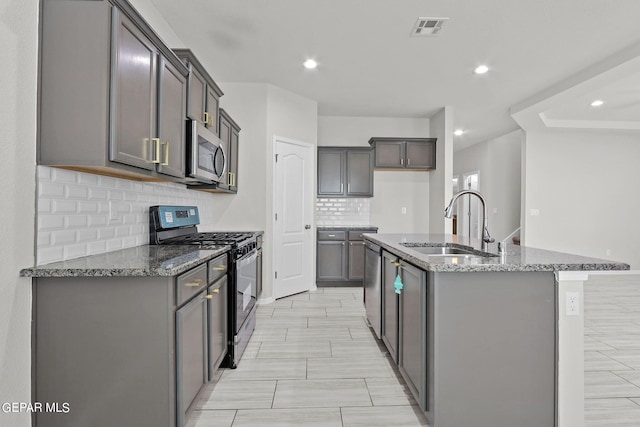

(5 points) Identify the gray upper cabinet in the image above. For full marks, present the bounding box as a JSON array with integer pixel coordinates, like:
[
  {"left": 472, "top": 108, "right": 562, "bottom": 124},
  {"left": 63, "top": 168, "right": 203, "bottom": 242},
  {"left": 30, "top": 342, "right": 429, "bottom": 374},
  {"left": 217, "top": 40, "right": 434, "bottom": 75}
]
[
  {"left": 173, "top": 49, "right": 224, "bottom": 136},
  {"left": 369, "top": 137, "right": 437, "bottom": 170},
  {"left": 38, "top": 0, "right": 189, "bottom": 181},
  {"left": 317, "top": 147, "right": 373, "bottom": 197},
  {"left": 157, "top": 56, "right": 187, "bottom": 178},
  {"left": 318, "top": 149, "right": 345, "bottom": 196},
  {"left": 217, "top": 109, "right": 241, "bottom": 193},
  {"left": 110, "top": 10, "right": 158, "bottom": 171}
]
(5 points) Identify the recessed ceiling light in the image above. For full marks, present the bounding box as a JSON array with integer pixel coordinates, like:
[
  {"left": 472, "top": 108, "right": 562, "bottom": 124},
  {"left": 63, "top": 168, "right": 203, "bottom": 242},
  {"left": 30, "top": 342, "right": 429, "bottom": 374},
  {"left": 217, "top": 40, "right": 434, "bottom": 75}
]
[
  {"left": 303, "top": 59, "right": 317, "bottom": 69},
  {"left": 474, "top": 65, "right": 489, "bottom": 74},
  {"left": 590, "top": 100, "right": 604, "bottom": 107},
  {"left": 454, "top": 129, "right": 465, "bottom": 136}
]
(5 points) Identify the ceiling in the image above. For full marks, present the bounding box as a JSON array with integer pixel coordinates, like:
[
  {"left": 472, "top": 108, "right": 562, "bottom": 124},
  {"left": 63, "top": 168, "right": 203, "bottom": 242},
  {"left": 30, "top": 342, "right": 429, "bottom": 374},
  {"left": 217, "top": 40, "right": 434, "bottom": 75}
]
[{"left": 148, "top": 0, "right": 640, "bottom": 150}]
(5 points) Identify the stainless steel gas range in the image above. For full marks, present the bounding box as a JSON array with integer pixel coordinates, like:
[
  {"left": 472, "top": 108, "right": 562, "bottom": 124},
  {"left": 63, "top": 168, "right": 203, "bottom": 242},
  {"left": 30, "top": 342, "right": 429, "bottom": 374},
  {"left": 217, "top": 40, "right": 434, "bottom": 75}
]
[{"left": 150, "top": 205, "right": 257, "bottom": 368}]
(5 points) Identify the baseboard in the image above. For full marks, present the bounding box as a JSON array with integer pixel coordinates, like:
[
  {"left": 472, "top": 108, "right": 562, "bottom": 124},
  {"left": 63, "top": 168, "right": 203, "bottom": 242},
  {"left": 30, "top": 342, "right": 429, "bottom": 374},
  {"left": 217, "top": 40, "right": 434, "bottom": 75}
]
[{"left": 257, "top": 296, "right": 275, "bottom": 305}]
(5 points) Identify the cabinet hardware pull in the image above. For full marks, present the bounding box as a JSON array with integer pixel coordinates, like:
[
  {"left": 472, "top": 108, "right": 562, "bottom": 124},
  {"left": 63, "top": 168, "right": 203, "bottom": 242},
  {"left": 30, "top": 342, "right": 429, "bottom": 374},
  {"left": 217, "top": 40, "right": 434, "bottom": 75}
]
[
  {"left": 348, "top": 183, "right": 351, "bottom": 193},
  {"left": 361, "top": 242, "right": 366, "bottom": 245},
  {"left": 161, "top": 142, "right": 169, "bottom": 166},
  {"left": 328, "top": 234, "right": 336, "bottom": 237},
  {"left": 349, "top": 242, "right": 353, "bottom": 246},
  {"left": 342, "top": 242, "right": 345, "bottom": 246},
  {"left": 203, "top": 112, "right": 210, "bottom": 126},
  {"left": 212, "top": 266, "right": 226, "bottom": 271},
  {"left": 151, "top": 138, "right": 161, "bottom": 163},
  {"left": 408, "top": 158, "right": 411, "bottom": 166},
  {"left": 212, "top": 289, "right": 220, "bottom": 294},
  {"left": 185, "top": 279, "right": 204, "bottom": 287},
  {"left": 231, "top": 172, "right": 236, "bottom": 187},
  {"left": 340, "top": 183, "right": 343, "bottom": 193},
  {"left": 390, "top": 260, "right": 401, "bottom": 267},
  {"left": 204, "top": 294, "right": 213, "bottom": 300},
  {"left": 228, "top": 172, "right": 233, "bottom": 186},
  {"left": 400, "top": 158, "right": 404, "bottom": 166},
  {"left": 257, "top": 250, "right": 262, "bottom": 256}
]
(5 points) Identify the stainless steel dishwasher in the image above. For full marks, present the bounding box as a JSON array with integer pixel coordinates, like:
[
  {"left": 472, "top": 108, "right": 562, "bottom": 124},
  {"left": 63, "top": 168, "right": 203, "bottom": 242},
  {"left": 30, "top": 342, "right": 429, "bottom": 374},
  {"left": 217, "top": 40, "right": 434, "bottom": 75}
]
[{"left": 364, "top": 241, "right": 382, "bottom": 338}]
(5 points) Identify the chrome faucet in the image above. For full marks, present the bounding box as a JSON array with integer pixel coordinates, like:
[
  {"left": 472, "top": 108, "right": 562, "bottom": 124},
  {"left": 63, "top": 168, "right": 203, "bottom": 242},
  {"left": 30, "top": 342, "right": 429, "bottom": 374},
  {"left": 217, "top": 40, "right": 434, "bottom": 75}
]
[{"left": 444, "top": 190, "right": 495, "bottom": 251}]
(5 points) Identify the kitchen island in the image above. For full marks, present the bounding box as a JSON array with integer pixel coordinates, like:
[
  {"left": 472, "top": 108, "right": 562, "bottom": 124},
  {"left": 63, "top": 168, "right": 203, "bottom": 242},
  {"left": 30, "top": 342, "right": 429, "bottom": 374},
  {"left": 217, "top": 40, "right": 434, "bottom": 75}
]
[{"left": 363, "top": 233, "right": 629, "bottom": 427}]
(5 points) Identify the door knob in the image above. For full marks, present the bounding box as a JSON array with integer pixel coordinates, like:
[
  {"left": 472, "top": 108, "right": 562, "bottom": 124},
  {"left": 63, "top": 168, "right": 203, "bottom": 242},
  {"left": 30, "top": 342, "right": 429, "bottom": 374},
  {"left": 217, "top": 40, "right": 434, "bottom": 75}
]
[{"left": 304, "top": 225, "right": 311, "bottom": 229}]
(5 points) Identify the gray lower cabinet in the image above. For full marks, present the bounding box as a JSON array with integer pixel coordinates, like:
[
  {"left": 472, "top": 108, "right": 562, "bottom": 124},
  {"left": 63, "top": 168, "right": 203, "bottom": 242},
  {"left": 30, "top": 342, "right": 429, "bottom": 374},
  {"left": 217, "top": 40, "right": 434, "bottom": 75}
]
[
  {"left": 39, "top": 0, "right": 189, "bottom": 181},
  {"left": 207, "top": 276, "right": 227, "bottom": 379},
  {"left": 381, "top": 250, "right": 400, "bottom": 363},
  {"left": 33, "top": 254, "right": 229, "bottom": 427},
  {"left": 381, "top": 250, "right": 427, "bottom": 408},
  {"left": 176, "top": 289, "right": 208, "bottom": 427},
  {"left": 317, "top": 147, "right": 374, "bottom": 197},
  {"left": 398, "top": 262, "right": 427, "bottom": 411},
  {"left": 317, "top": 239, "right": 347, "bottom": 281},
  {"left": 369, "top": 137, "right": 437, "bottom": 170},
  {"left": 317, "top": 228, "right": 377, "bottom": 285}
]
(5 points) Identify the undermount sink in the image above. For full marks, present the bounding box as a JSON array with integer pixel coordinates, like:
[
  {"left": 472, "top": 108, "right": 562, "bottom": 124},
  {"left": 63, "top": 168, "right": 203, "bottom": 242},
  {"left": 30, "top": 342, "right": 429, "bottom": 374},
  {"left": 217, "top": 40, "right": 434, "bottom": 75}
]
[{"left": 400, "top": 244, "right": 498, "bottom": 258}]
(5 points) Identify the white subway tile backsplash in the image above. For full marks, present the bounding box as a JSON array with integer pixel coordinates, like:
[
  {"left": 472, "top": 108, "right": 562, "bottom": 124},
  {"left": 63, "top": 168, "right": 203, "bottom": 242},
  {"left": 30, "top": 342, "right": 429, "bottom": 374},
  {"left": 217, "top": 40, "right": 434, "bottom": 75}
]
[
  {"left": 66, "top": 185, "right": 89, "bottom": 199},
  {"left": 316, "top": 198, "right": 371, "bottom": 226},
  {"left": 39, "top": 216, "right": 65, "bottom": 230},
  {"left": 52, "top": 200, "right": 77, "bottom": 213},
  {"left": 36, "top": 166, "right": 216, "bottom": 265}
]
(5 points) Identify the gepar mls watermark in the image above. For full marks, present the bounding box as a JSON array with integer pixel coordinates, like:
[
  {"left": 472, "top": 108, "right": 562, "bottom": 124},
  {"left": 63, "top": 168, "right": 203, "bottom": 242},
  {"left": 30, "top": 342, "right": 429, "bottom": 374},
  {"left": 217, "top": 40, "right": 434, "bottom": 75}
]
[{"left": 2, "top": 402, "right": 70, "bottom": 414}]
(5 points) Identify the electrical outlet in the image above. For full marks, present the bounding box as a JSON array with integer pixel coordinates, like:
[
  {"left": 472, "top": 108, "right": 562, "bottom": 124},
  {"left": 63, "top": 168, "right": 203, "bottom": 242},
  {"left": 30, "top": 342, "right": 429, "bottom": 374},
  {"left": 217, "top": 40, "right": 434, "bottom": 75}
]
[
  {"left": 401, "top": 207, "right": 407, "bottom": 214},
  {"left": 566, "top": 292, "right": 580, "bottom": 316}
]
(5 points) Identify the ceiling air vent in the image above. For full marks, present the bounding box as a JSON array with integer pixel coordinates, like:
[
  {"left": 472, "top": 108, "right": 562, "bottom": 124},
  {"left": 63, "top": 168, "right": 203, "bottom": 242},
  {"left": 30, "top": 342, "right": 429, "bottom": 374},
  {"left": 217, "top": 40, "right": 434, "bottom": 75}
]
[{"left": 411, "top": 17, "right": 449, "bottom": 37}]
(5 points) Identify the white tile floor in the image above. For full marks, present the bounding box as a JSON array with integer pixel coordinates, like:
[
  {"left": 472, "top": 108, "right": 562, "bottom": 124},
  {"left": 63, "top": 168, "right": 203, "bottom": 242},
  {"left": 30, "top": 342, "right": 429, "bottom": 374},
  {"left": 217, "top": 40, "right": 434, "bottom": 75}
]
[
  {"left": 188, "top": 287, "right": 429, "bottom": 427},
  {"left": 584, "top": 274, "right": 640, "bottom": 426},
  {"left": 188, "top": 276, "right": 640, "bottom": 427}
]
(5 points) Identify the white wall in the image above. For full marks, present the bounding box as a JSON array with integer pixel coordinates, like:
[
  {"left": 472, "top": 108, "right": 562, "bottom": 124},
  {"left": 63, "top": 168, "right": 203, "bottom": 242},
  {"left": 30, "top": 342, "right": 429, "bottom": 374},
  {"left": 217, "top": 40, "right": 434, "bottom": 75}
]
[
  {"left": 523, "top": 131, "right": 640, "bottom": 268},
  {"left": 317, "top": 116, "right": 431, "bottom": 233},
  {"left": 428, "top": 107, "right": 454, "bottom": 234},
  {"left": 0, "top": 0, "right": 38, "bottom": 425},
  {"left": 454, "top": 130, "right": 522, "bottom": 242},
  {"left": 219, "top": 83, "right": 318, "bottom": 301}
]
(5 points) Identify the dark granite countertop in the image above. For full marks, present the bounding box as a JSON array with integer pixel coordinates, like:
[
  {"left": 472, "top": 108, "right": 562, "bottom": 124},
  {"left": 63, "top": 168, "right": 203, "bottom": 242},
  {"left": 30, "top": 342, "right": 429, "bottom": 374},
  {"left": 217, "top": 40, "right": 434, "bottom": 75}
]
[
  {"left": 20, "top": 245, "right": 230, "bottom": 278},
  {"left": 365, "top": 233, "right": 629, "bottom": 273},
  {"left": 317, "top": 225, "right": 379, "bottom": 230}
]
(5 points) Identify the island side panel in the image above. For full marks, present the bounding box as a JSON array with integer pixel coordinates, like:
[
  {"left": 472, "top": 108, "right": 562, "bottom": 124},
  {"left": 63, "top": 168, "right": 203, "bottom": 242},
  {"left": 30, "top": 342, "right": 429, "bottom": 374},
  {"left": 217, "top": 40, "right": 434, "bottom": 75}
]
[
  {"left": 430, "top": 271, "right": 556, "bottom": 427},
  {"left": 34, "top": 276, "right": 175, "bottom": 427}
]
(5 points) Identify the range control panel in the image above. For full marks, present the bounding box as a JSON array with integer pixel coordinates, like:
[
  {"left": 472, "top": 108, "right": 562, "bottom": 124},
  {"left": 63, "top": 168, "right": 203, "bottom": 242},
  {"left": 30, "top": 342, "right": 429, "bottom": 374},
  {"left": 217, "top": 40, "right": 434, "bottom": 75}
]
[{"left": 152, "top": 205, "right": 200, "bottom": 229}]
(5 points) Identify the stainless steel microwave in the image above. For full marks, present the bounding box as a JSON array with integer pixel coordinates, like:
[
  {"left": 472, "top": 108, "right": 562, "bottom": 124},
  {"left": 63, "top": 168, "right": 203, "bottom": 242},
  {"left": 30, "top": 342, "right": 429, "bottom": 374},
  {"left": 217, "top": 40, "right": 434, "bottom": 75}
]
[{"left": 186, "top": 119, "right": 226, "bottom": 183}]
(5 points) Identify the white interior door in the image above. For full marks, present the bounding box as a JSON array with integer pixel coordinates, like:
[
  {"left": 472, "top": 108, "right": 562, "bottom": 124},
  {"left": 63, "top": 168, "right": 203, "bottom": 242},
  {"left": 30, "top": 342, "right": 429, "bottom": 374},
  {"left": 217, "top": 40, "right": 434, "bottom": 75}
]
[
  {"left": 273, "top": 137, "right": 314, "bottom": 299},
  {"left": 460, "top": 172, "right": 480, "bottom": 239}
]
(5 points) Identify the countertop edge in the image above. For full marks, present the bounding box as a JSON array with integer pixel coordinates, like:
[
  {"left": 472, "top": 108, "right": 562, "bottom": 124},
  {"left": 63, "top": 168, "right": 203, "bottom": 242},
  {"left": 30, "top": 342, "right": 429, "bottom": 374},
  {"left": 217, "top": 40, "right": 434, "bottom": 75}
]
[
  {"left": 20, "top": 245, "right": 231, "bottom": 278},
  {"left": 365, "top": 234, "right": 630, "bottom": 273}
]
